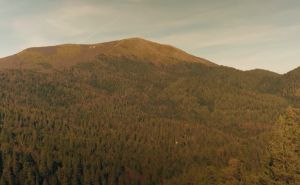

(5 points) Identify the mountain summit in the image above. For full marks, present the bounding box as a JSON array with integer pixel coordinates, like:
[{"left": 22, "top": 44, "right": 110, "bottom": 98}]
[{"left": 0, "top": 38, "right": 215, "bottom": 70}]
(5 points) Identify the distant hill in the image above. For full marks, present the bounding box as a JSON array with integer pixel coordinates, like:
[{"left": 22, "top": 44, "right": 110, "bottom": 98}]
[{"left": 0, "top": 38, "right": 298, "bottom": 185}]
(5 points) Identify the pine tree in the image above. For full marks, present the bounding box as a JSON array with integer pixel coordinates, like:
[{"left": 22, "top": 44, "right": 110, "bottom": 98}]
[{"left": 265, "top": 107, "right": 300, "bottom": 184}]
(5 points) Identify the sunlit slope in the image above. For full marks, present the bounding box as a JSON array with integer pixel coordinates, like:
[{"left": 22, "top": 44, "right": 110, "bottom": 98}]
[{"left": 0, "top": 38, "right": 215, "bottom": 71}]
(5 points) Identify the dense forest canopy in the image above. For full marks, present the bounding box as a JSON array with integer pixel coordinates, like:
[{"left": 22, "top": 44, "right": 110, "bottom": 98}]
[{"left": 0, "top": 38, "right": 299, "bottom": 185}]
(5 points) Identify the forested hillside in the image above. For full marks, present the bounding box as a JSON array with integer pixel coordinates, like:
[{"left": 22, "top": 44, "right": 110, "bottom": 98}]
[{"left": 0, "top": 38, "right": 298, "bottom": 185}]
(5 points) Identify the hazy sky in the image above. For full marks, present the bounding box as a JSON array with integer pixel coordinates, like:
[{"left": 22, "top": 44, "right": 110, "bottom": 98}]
[{"left": 1, "top": 0, "right": 300, "bottom": 73}]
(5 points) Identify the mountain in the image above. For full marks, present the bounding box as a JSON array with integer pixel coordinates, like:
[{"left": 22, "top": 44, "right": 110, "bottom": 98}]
[
  {"left": 0, "top": 38, "right": 215, "bottom": 71},
  {"left": 280, "top": 67, "right": 300, "bottom": 97},
  {"left": 0, "top": 38, "right": 298, "bottom": 185}
]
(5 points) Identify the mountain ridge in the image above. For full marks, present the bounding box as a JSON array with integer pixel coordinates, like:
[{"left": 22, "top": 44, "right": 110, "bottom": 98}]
[
  {"left": 0, "top": 37, "right": 216, "bottom": 71},
  {"left": 1, "top": 37, "right": 298, "bottom": 75}
]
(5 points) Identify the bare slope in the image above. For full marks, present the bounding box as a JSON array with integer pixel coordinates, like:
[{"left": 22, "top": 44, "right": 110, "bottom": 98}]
[{"left": 0, "top": 38, "right": 215, "bottom": 71}]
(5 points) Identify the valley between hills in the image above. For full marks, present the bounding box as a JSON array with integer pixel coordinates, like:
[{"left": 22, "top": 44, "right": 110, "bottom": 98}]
[{"left": 0, "top": 38, "right": 299, "bottom": 185}]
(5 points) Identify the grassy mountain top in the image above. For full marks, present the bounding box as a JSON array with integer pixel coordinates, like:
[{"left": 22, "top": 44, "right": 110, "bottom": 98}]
[{"left": 0, "top": 38, "right": 215, "bottom": 71}]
